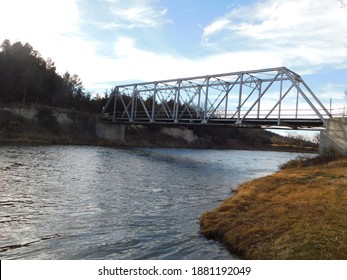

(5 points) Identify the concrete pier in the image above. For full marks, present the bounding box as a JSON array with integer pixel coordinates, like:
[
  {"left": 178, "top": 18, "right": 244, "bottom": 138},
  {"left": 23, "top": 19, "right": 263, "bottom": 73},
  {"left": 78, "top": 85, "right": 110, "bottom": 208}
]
[{"left": 319, "top": 118, "right": 347, "bottom": 156}]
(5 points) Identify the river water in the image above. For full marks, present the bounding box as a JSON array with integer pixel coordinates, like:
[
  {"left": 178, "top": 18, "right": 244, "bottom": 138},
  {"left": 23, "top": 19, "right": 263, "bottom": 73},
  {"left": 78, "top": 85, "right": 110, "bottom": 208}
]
[{"left": 0, "top": 145, "right": 301, "bottom": 260}]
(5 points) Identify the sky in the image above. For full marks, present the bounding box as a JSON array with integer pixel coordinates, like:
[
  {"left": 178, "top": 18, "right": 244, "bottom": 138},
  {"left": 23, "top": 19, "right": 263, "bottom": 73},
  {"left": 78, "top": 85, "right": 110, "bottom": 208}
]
[{"left": 0, "top": 0, "right": 346, "bottom": 115}]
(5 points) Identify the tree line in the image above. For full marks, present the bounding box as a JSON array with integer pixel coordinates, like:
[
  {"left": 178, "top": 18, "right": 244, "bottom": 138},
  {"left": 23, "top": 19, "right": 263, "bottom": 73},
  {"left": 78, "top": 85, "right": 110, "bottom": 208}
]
[
  {"left": 0, "top": 39, "right": 107, "bottom": 113},
  {"left": 0, "top": 39, "right": 203, "bottom": 120}
]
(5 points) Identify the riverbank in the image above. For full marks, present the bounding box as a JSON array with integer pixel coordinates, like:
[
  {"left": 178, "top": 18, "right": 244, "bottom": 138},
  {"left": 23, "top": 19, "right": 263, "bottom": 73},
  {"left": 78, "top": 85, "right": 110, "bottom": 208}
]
[
  {"left": 200, "top": 156, "right": 347, "bottom": 259},
  {"left": 0, "top": 105, "right": 318, "bottom": 152}
]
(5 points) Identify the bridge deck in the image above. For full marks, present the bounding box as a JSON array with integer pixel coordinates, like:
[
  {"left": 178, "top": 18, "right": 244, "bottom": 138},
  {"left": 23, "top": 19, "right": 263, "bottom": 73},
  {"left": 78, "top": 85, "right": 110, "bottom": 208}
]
[{"left": 100, "top": 115, "right": 324, "bottom": 129}]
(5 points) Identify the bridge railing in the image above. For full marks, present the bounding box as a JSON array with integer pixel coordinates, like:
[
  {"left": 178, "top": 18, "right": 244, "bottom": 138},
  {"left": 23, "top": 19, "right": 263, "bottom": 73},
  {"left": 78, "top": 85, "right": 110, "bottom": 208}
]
[{"left": 330, "top": 107, "right": 347, "bottom": 118}]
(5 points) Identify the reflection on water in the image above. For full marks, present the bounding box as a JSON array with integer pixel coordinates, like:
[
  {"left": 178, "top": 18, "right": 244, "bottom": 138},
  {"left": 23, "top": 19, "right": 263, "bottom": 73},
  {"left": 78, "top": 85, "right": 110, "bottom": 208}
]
[{"left": 0, "top": 145, "right": 300, "bottom": 259}]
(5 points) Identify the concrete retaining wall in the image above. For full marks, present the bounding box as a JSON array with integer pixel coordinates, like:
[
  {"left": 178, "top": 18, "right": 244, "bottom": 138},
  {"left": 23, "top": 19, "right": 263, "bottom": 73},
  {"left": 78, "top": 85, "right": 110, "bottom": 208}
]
[{"left": 319, "top": 118, "right": 347, "bottom": 156}]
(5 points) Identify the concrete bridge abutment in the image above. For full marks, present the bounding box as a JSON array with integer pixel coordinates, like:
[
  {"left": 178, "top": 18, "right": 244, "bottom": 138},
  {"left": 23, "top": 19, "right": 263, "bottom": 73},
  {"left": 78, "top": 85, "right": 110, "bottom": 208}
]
[
  {"left": 319, "top": 118, "right": 347, "bottom": 156},
  {"left": 96, "top": 122, "right": 125, "bottom": 141}
]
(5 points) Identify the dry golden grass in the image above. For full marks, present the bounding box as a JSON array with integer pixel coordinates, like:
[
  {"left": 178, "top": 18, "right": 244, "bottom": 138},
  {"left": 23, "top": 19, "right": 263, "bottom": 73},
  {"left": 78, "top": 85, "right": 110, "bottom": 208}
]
[{"left": 200, "top": 156, "right": 347, "bottom": 259}]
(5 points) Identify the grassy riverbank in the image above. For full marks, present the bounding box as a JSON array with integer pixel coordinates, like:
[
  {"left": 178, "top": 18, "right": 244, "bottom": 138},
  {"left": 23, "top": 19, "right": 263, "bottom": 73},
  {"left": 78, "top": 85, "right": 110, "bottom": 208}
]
[{"left": 200, "top": 156, "right": 347, "bottom": 259}]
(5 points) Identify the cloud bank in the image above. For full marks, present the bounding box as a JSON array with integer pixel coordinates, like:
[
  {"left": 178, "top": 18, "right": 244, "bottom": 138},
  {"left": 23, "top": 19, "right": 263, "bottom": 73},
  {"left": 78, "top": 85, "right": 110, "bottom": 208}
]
[{"left": 0, "top": 0, "right": 346, "bottom": 93}]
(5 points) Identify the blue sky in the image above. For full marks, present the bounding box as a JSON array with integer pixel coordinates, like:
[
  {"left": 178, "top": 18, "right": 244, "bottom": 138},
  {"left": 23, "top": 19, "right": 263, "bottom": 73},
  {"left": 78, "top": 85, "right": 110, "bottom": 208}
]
[{"left": 1, "top": 0, "right": 346, "bottom": 114}]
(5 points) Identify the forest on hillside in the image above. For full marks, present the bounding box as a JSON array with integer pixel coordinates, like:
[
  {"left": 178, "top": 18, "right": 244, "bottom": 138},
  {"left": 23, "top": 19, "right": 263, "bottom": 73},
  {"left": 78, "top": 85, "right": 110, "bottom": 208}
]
[
  {"left": 0, "top": 39, "right": 107, "bottom": 113},
  {"left": 0, "top": 39, "right": 201, "bottom": 117}
]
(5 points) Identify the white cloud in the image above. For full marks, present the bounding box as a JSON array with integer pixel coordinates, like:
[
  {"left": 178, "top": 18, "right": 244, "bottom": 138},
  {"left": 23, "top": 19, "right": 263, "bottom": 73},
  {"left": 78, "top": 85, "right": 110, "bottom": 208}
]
[
  {"left": 202, "top": 0, "right": 347, "bottom": 70},
  {"left": 0, "top": 0, "right": 346, "bottom": 104},
  {"left": 90, "top": 38, "right": 285, "bottom": 86},
  {"left": 0, "top": 0, "right": 81, "bottom": 74},
  {"left": 0, "top": 0, "right": 171, "bottom": 91},
  {"left": 202, "top": 19, "right": 231, "bottom": 38},
  {"left": 95, "top": 0, "right": 170, "bottom": 30},
  {"left": 318, "top": 83, "right": 347, "bottom": 101},
  {"left": 111, "top": 6, "right": 168, "bottom": 28},
  {"left": 0, "top": 0, "right": 79, "bottom": 40}
]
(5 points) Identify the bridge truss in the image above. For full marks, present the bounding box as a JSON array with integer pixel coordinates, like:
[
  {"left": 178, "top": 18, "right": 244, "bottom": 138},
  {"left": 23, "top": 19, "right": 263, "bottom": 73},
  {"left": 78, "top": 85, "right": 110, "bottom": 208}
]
[{"left": 101, "top": 67, "right": 332, "bottom": 128}]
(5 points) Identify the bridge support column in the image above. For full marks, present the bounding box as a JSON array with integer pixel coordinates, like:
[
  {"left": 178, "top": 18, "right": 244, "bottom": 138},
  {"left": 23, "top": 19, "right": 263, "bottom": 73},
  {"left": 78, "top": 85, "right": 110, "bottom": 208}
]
[
  {"left": 96, "top": 122, "right": 125, "bottom": 141},
  {"left": 319, "top": 118, "right": 347, "bottom": 156}
]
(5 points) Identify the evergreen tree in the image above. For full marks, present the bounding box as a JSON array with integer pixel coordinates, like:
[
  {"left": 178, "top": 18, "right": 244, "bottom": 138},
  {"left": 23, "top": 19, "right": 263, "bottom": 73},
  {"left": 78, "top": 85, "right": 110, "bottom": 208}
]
[{"left": 0, "top": 39, "right": 98, "bottom": 112}]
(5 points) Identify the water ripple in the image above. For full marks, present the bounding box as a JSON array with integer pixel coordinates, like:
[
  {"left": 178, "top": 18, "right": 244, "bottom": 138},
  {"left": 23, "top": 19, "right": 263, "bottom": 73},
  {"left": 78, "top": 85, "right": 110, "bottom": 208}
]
[{"left": 0, "top": 145, "right": 300, "bottom": 259}]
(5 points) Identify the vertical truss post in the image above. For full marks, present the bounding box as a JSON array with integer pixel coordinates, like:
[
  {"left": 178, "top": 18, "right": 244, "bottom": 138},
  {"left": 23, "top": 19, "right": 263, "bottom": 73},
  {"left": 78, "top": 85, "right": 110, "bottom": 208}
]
[
  {"left": 225, "top": 84, "right": 229, "bottom": 118},
  {"left": 151, "top": 83, "right": 158, "bottom": 122},
  {"left": 134, "top": 95, "right": 138, "bottom": 119},
  {"left": 174, "top": 80, "right": 181, "bottom": 123},
  {"left": 130, "top": 85, "right": 136, "bottom": 122},
  {"left": 278, "top": 73, "right": 284, "bottom": 125},
  {"left": 257, "top": 81, "right": 262, "bottom": 119},
  {"left": 202, "top": 78, "right": 210, "bottom": 123},
  {"left": 112, "top": 88, "right": 118, "bottom": 122},
  {"left": 197, "top": 85, "right": 202, "bottom": 119},
  {"left": 295, "top": 88, "right": 299, "bottom": 119},
  {"left": 236, "top": 74, "right": 244, "bottom": 124}
]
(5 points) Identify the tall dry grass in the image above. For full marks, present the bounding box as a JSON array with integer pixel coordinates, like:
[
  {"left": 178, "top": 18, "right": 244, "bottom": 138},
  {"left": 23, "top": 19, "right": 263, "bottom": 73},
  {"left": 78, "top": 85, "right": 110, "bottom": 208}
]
[{"left": 200, "top": 157, "right": 347, "bottom": 259}]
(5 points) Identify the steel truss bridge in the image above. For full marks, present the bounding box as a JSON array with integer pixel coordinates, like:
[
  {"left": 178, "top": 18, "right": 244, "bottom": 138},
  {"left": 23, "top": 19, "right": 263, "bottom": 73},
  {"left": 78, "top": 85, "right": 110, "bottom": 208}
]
[{"left": 100, "top": 67, "right": 332, "bottom": 128}]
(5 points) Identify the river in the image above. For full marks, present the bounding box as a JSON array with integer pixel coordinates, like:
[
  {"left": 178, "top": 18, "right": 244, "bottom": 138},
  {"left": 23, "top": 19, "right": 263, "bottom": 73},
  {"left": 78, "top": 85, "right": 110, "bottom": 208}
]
[{"left": 0, "top": 145, "right": 301, "bottom": 259}]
